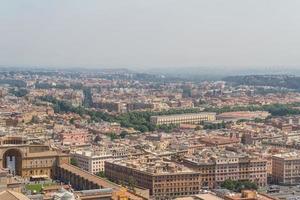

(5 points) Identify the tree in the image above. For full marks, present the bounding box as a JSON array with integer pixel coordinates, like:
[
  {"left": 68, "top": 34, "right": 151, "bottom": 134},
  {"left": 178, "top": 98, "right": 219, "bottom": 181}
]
[
  {"left": 120, "top": 131, "right": 128, "bottom": 139},
  {"left": 83, "top": 87, "right": 93, "bottom": 108},
  {"left": 69, "top": 118, "right": 75, "bottom": 124},
  {"left": 109, "top": 132, "right": 118, "bottom": 141},
  {"left": 94, "top": 135, "right": 101, "bottom": 143},
  {"left": 30, "top": 116, "right": 39, "bottom": 124},
  {"left": 96, "top": 171, "right": 106, "bottom": 178},
  {"left": 128, "top": 176, "right": 136, "bottom": 191},
  {"left": 221, "top": 179, "right": 236, "bottom": 191},
  {"left": 70, "top": 158, "right": 78, "bottom": 166},
  {"left": 221, "top": 179, "right": 258, "bottom": 192},
  {"left": 9, "top": 88, "right": 29, "bottom": 97}
]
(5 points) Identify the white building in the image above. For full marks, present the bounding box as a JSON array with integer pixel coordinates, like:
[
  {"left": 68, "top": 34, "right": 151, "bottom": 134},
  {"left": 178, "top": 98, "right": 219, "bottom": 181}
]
[{"left": 72, "top": 150, "right": 112, "bottom": 174}]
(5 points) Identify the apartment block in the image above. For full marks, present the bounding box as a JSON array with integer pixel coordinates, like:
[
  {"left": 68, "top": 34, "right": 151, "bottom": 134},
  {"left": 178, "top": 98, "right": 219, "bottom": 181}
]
[
  {"left": 105, "top": 156, "right": 201, "bottom": 200},
  {"left": 72, "top": 150, "right": 112, "bottom": 174},
  {"left": 272, "top": 152, "right": 300, "bottom": 185},
  {"left": 182, "top": 153, "right": 267, "bottom": 188}
]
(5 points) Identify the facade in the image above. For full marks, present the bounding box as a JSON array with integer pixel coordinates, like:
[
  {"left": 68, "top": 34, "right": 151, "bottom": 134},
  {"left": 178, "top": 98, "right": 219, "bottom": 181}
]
[
  {"left": 216, "top": 111, "right": 270, "bottom": 122},
  {"left": 150, "top": 112, "right": 216, "bottom": 125},
  {"left": 224, "top": 190, "right": 274, "bottom": 200},
  {"left": 0, "top": 136, "right": 69, "bottom": 179},
  {"left": 105, "top": 156, "right": 201, "bottom": 200},
  {"left": 58, "top": 129, "right": 89, "bottom": 145},
  {"left": 183, "top": 154, "right": 267, "bottom": 188},
  {"left": 56, "top": 163, "right": 146, "bottom": 200},
  {"left": 93, "top": 101, "right": 125, "bottom": 113},
  {"left": 72, "top": 150, "right": 112, "bottom": 174},
  {"left": 272, "top": 152, "right": 300, "bottom": 185}
]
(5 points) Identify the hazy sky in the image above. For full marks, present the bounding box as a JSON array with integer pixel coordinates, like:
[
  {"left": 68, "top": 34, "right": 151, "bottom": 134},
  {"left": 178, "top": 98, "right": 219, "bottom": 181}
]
[{"left": 1, "top": 0, "right": 300, "bottom": 69}]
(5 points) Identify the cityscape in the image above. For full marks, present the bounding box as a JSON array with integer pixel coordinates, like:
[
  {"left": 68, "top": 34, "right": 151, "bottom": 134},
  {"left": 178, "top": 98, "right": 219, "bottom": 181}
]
[
  {"left": 0, "top": 70, "right": 300, "bottom": 200},
  {"left": 2, "top": 0, "right": 300, "bottom": 200}
]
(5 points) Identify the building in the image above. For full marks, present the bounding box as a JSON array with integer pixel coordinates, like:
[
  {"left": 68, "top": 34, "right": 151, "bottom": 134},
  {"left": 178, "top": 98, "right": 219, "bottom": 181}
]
[
  {"left": 272, "top": 152, "right": 300, "bottom": 185},
  {"left": 56, "top": 163, "right": 146, "bottom": 200},
  {"left": 150, "top": 113, "right": 216, "bottom": 126},
  {"left": 0, "top": 136, "right": 69, "bottom": 179},
  {"left": 217, "top": 111, "right": 270, "bottom": 122},
  {"left": 105, "top": 156, "right": 201, "bottom": 200},
  {"left": 72, "top": 150, "right": 112, "bottom": 174},
  {"left": 127, "top": 102, "right": 154, "bottom": 112},
  {"left": 0, "top": 190, "right": 30, "bottom": 200},
  {"left": 198, "top": 136, "right": 240, "bottom": 147},
  {"left": 93, "top": 101, "right": 126, "bottom": 113},
  {"left": 182, "top": 151, "right": 267, "bottom": 188},
  {"left": 57, "top": 128, "right": 89, "bottom": 146},
  {"left": 224, "top": 190, "right": 275, "bottom": 200}
]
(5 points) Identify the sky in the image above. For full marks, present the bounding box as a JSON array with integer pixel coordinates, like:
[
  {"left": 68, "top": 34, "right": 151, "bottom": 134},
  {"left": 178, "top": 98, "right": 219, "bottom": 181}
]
[{"left": 1, "top": 0, "right": 300, "bottom": 71}]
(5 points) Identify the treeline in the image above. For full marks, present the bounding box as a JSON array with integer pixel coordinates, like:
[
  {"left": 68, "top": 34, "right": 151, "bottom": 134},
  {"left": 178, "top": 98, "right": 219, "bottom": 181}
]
[
  {"left": 40, "top": 96, "right": 201, "bottom": 132},
  {"left": 83, "top": 87, "right": 93, "bottom": 107},
  {"left": 35, "top": 82, "right": 84, "bottom": 90},
  {"left": 224, "top": 75, "right": 300, "bottom": 90},
  {"left": 204, "top": 102, "right": 300, "bottom": 116},
  {"left": 9, "top": 88, "right": 29, "bottom": 97},
  {"left": 0, "top": 79, "right": 27, "bottom": 87},
  {"left": 41, "top": 96, "right": 300, "bottom": 132}
]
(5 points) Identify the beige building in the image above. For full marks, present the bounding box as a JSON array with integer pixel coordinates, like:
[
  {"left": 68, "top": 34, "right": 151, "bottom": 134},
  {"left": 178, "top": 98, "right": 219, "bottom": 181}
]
[
  {"left": 183, "top": 154, "right": 267, "bottom": 188},
  {"left": 150, "top": 113, "right": 216, "bottom": 125},
  {"left": 0, "top": 136, "right": 69, "bottom": 179},
  {"left": 272, "top": 152, "right": 300, "bottom": 185},
  {"left": 105, "top": 156, "right": 201, "bottom": 200}
]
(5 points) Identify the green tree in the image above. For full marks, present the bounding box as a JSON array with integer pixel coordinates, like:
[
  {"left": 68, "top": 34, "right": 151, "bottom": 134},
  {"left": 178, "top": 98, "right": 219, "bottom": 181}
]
[
  {"left": 30, "top": 116, "right": 39, "bottom": 124},
  {"left": 69, "top": 118, "right": 75, "bottom": 124},
  {"left": 96, "top": 171, "right": 106, "bottom": 178},
  {"left": 109, "top": 132, "right": 118, "bottom": 141},
  {"left": 221, "top": 180, "right": 258, "bottom": 192},
  {"left": 70, "top": 158, "right": 78, "bottom": 166},
  {"left": 120, "top": 131, "right": 128, "bottom": 138}
]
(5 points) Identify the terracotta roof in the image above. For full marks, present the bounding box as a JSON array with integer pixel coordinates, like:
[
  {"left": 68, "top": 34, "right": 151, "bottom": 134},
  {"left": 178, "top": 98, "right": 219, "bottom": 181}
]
[
  {"left": 59, "top": 164, "right": 146, "bottom": 200},
  {"left": 0, "top": 190, "right": 30, "bottom": 200},
  {"left": 59, "top": 163, "right": 119, "bottom": 189}
]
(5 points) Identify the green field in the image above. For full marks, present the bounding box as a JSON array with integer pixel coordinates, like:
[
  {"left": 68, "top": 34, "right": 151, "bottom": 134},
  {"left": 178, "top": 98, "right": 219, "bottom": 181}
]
[{"left": 25, "top": 183, "right": 55, "bottom": 193}]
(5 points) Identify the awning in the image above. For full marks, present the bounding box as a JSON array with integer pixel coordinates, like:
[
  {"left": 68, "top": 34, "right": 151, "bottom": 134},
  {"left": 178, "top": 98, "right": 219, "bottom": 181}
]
[{"left": 30, "top": 175, "right": 48, "bottom": 179}]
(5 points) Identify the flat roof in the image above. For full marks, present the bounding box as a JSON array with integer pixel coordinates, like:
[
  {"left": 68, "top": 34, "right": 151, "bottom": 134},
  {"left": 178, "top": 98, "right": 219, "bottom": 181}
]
[{"left": 151, "top": 112, "right": 216, "bottom": 118}]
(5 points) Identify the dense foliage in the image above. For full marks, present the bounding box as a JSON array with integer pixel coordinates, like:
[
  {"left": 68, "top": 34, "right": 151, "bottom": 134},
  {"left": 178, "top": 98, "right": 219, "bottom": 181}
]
[
  {"left": 70, "top": 158, "right": 78, "bottom": 166},
  {"left": 203, "top": 121, "right": 226, "bottom": 129},
  {"left": 83, "top": 87, "right": 93, "bottom": 107},
  {"left": 221, "top": 179, "right": 258, "bottom": 192},
  {"left": 9, "top": 88, "right": 29, "bottom": 97},
  {"left": 41, "top": 96, "right": 300, "bottom": 132},
  {"left": 224, "top": 75, "right": 300, "bottom": 90},
  {"left": 204, "top": 103, "right": 300, "bottom": 116},
  {"left": 41, "top": 96, "right": 201, "bottom": 132},
  {"left": 0, "top": 79, "right": 27, "bottom": 87},
  {"left": 35, "top": 82, "right": 68, "bottom": 89}
]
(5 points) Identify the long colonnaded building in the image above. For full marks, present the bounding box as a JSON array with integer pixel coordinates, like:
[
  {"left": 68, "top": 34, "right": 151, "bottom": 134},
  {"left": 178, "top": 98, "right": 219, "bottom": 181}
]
[{"left": 150, "top": 112, "right": 216, "bottom": 125}]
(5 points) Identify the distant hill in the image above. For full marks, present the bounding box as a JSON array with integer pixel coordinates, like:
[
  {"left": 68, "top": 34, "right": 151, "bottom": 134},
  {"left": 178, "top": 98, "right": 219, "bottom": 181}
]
[{"left": 223, "top": 75, "right": 300, "bottom": 90}]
